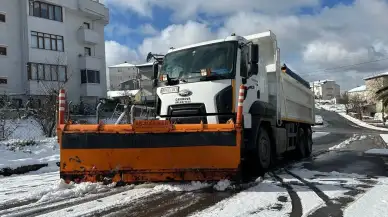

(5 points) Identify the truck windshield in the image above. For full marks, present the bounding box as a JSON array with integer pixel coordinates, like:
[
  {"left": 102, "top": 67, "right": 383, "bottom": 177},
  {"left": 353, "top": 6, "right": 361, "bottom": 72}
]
[{"left": 160, "top": 41, "right": 237, "bottom": 81}]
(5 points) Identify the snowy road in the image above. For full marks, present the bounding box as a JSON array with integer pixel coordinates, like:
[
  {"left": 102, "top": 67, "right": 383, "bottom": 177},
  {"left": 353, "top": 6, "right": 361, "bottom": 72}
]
[{"left": 1, "top": 108, "right": 388, "bottom": 217}]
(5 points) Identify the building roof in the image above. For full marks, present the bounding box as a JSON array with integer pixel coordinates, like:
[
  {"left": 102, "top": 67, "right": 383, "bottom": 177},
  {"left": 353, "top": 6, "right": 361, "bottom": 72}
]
[
  {"left": 348, "top": 85, "right": 366, "bottom": 93},
  {"left": 108, "top": 63, "right": 135, "bottom": 68},
  {"left": 107, "top": 89, "right": 153, "bottom": 99},
  {"left": 107, "top": 90, "right": 140, "bottom": 98},
  {"left": 108, "top": 62, "right": 154, "bottom": 68},
  {"left": 310, "top": 79, "right": 335, "bottom": 85},
  {"left": 364, "top": 72, "right": 388, "bottom": 80},
  {"left": 135, "top": 62, "right": 153, "bottom": 67}
]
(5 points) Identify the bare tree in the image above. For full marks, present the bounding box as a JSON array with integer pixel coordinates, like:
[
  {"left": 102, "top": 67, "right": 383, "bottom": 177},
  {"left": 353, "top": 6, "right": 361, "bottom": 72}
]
[
  {"left": 26, "top": 54, "right": 74, "bottom": 137},
  {"left": 338, "top": 92, "right": 350, "bottom": 114},
  {"left": 0, "top": 93, "right": 19, "bottom": 141},
  {"left": 348, "top": 93, "right": 367, "bottom": 120}
]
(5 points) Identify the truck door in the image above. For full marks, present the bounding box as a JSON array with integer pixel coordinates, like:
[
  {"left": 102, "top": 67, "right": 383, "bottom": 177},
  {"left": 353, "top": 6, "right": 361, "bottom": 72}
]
[{"left": 240, "top": 45, "right": 260, "bottom": 128}]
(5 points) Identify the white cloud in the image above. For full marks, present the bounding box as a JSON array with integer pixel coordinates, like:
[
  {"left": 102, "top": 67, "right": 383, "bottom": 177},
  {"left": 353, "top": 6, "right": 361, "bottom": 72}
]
[
  {"left": 105, "top": 0, "right": 320, "bottom": 21},
  {"left": 104, "top": 0, "right": 388, "bottom": 91},
  {"left": 139, "top": 24, "right": 158, "bottom": 35},
  {"left": 105, "top": 40, "right": 139, "bottom": 67},
  {"left": 137, "top": 21, "right": 215, "bottom": 57}
]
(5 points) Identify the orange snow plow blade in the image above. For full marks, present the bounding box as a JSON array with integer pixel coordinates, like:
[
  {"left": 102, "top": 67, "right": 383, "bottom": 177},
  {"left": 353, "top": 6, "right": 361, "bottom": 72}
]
[{"left": 58, "top": 120, "right": 242, "bottom": 184}]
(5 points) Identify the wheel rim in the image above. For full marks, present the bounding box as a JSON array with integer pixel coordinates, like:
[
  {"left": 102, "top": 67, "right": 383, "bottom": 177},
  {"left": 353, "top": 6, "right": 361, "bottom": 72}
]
[{"left": 259, "top": 136, "right": 270, "bottom": 167}]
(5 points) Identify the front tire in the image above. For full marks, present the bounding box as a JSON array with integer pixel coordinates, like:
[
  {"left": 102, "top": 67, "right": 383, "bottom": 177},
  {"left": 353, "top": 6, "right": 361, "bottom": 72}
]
[{"left": 257, "top": 127, "right": 272, "bottom": 170}]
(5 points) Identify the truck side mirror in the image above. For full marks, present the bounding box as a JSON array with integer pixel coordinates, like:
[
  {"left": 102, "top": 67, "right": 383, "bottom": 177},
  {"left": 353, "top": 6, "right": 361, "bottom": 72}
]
[
  {"left": 248, "top": 44, "right": 259, "bottom": 75},
  {"left": 249, "top": 44, "right": 259, "bottom": 64},
  {"left": 153, "top": 64, "right": 159, "bottom": 79}
]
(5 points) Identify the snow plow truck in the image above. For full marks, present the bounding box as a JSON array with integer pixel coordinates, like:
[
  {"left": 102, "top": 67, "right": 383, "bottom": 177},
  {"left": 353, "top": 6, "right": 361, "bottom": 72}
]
[{"left": 57, "top": 30, "right": 315, "bottom": 184}]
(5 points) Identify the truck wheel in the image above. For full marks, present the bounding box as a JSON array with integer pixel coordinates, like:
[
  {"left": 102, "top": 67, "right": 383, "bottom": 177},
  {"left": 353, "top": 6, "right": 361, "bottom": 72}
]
[
  {"left": 305, "top": 127, "right": 313, "bottom": 157},
  {"left": 257, "top": 127, "right": 271, "bottom": 170},
  {"left": 295, "top": 128, "right": 307, "bottom": 159}
]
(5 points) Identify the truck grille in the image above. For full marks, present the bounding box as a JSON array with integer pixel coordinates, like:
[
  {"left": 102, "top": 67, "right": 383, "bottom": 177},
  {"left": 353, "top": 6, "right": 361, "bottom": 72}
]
[{"left": 167, "top": 103, "right": 207, "bottom": 124}]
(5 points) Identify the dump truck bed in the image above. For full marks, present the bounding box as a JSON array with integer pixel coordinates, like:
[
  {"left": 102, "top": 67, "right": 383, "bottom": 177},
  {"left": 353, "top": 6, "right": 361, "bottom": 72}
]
[{"left": 279, "top": 69, "right": 315, "bottom": 124}]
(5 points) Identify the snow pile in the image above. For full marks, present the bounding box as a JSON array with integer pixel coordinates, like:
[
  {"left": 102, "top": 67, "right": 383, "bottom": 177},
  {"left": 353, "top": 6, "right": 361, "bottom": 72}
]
[
  {"left": 338, "top": 112, "right": 388, "bottom": 131},
  {"left": 0, "top": 137, "right": 59, "bottom": 173},
  {"left": 37, "top": 179, "right": 118, "bottom": 203},
  {"left": 213, "top": 180, "right": 232, "bottom": 191},
  {"left": 153, "top": 181, "right": 211, "bottom": 192},
  {"left": 0, "top": 176, "right": 122, "bottom": 208},
  {"left": 329, "top": 134, "right": 367, "bottom": 150}
]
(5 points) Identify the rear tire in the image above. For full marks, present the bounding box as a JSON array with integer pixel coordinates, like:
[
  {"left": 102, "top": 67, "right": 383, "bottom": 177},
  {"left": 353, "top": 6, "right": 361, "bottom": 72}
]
[
  {"left": 295, "top": 128, "right": 307, "bottom": 159},
  {"left": 257, "top": 127, "right": 272, "bottom": 170},
  {"left": 305, "top": 127, "right": 313, "bottom": 157}
]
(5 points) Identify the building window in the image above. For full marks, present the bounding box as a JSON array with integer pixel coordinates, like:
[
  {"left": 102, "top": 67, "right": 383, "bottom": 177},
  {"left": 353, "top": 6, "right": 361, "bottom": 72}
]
[
  {"left": 83, "top": 22, "right": 90, "bottom": 29},
  {"left": 0, "top": 46, "right": 7, "bottom": 56},
  {"left": 0, "top": 78, "right": 7, "bottom": 84},
  {"left": 0, "top": 13, "right": 5, "bottom": 23},
  {"left": 29, "top": 0, "right": 63, "bottom": 22},
  {"left": 31, "top": 31, "right": 64, "bottom": 51},
  {"left": 81, "top": 69, "right": 100, "bottom": 84},
  {"left": 27, "top": 62, "right": 67, "bottom": 82},
  {"left": 84, "top": 47, "right": 91, "bottom": 56}
]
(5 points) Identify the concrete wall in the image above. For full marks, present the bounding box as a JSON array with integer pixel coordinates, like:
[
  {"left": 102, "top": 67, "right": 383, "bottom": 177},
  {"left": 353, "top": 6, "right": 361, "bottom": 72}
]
[{"left": 0, "top": 0, "right": 24, "bottom": 95}]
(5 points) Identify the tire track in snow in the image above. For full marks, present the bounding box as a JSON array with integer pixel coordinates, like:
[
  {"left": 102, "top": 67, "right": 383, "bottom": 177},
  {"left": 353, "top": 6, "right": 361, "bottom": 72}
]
[
  {"left": 33, "top": 187, "right": 161, "bottom": 217},
  {"left": 270, "top": 172, "right": 303, "bottom": 217},
  {"left": 275, "top": 171, "right": 325, "bottom": 217},
  {"left": 87, "top": 182, "right": 260, "bottom": 217},
  {"left": 283, "top": 168, "right": 371, "bottom": 217},
  {"left": 0, "top": 185, "right": 135, "bottom": 217}
]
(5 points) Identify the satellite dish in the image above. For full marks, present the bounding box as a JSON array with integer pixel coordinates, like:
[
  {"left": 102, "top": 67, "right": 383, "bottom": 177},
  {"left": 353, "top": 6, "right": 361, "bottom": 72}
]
[{"left": 146, "top": 52, "right": 153, "bottom": 62}]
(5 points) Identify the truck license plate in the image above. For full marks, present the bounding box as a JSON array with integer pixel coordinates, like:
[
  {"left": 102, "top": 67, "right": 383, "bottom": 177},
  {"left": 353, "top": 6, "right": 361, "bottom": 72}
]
[{"left": 175, "top": 97, "right": 191, "bottom": 104}]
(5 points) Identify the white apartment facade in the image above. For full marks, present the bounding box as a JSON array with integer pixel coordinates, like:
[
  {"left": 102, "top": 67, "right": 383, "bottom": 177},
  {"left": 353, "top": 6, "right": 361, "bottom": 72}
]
[
  {"left": 310, "top": 80, "right": 341, "bottom": 100},
  {"left": 0, "top": 0, "right": 109, "bottom": 107}
]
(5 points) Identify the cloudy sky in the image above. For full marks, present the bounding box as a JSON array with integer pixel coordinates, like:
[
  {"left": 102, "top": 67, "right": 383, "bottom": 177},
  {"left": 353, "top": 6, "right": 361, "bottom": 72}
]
[{"left": 102, "top": 0, "right": 388, "bottom": 91}]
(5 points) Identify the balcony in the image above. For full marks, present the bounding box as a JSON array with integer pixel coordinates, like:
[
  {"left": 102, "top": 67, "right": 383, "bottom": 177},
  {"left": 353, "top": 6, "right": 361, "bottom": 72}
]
[
  {"left": 78, "top": 0, "right": 109, "bottom": 24},
  {"left": 79, "top": 55, "right": 102, "bottom": 70},
  {"left": 78, "top": 28, "right": 100, "bottom": 44}
]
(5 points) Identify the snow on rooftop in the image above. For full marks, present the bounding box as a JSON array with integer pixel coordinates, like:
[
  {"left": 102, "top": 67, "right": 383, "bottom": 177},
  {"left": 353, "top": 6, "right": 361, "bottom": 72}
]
[
  {"left": 135, "top": 62, "right": 154, "bottom": 67},
  {"left": 108, "top": 63, "right": 135, "bottom": 68},
  {"left": 348, "top": 85, "right": 366, "bottom": 93},
  {"left": 109, "top": 62, "right": 154, "bottom": 68},
  {"left": 107, "top": 90, "right": 140, "bottom": 98},
  {"left": 364, "top": 71, "right": 388, "bottom": 80}
]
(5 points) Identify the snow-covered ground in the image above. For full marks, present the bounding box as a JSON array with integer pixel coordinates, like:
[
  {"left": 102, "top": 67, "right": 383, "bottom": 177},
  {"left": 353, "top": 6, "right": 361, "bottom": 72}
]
[
  {"left": 0, "top": 138, "right": 59, "bottom": 174},
  {"left": 329, "top": 134, "right": 368, "bottom": 151}
]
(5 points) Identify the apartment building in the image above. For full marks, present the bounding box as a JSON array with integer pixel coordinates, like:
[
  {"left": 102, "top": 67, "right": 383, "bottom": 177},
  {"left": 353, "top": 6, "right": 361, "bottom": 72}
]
[
  {"left": 107, "top": 62, "right": 138, "bottom": 91},
  {"left": 310, "top": 80, "right": 341, "bottom": 100},
  {"left": 0, "top": 0, "right": 109, "bottom": 107}
]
